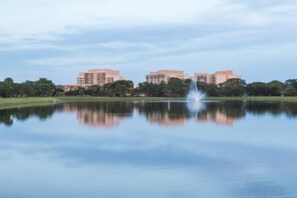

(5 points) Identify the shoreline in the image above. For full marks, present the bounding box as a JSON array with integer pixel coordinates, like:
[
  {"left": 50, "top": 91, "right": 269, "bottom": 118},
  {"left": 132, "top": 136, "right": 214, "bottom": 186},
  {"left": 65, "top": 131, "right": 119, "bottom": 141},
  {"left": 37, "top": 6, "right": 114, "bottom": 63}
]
[
  {"left": 0, "top": 96, "right": 297, "bottom": 110},
  {"left": 0, "top": 97, "right": 181, "bottom": 110},
  {"left": 206, "top": 96, "right": 297, "bottom": 102}
]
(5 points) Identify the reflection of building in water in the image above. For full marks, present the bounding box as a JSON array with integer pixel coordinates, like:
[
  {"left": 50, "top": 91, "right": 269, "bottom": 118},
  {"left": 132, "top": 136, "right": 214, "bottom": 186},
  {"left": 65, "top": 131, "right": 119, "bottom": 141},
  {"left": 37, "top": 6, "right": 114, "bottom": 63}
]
[
  {"left": 62, "top": 103, "right": 126, "bottom": 128},
  {"left": 61, "top": 102, "right": 245, "bottom": 128},
  {"left": 197, "top": 111, "right": 235, "bottom": 126},
  {"left": 77, "top": 109, "right": 123, "bottom": 128},
  {"left": 61, "top": 103, "right": 79, "bottom": 113},
  {"left": 147, "top": 112, "right": 186, "bottom": 126},
  {"left": 146, "top": 111, "right": 236, "bottom": 127},
  {"left": 137, "top": 102, "right": 188, "bottom": 126}
]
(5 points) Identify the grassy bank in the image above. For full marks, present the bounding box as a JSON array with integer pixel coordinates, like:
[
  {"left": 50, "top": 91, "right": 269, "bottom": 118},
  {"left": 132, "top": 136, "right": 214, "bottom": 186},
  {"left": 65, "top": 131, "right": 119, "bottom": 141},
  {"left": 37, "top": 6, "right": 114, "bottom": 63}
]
[
  {"left": 0, "top": 97, "right": 58, "bottom": 110},
  {"left": 0, "top": 97, "right": 180, "bottom": 110},
  {"left": 56, "top": 96, "right": 181, "bottom": 102},
  {"left": 207, "top": 96, "right": 297, "bottom": 102},
  {"left": 0, "top": 96, "right": 296, "bottom": 110}
]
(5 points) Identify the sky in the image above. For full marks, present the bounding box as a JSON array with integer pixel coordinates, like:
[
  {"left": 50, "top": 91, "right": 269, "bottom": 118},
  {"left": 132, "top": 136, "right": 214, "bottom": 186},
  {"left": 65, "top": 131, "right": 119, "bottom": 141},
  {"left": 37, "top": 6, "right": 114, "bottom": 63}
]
[{"left": 0, "top": 0, "right": 296, "bottom": 84}]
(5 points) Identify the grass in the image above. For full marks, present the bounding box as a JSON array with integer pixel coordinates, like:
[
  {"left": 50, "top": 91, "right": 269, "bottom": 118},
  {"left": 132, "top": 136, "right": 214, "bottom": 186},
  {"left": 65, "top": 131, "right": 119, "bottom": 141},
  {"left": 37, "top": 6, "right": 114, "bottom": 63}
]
[
  {"left": 0, "top": 96, "right": 296, "bottom": 110},
  {"left": 206, "top": 96, "right": 297, "bottom": 102},
  {"left": 55, "top": 96, "right": 181, "bottom": 102},
  {"left": 0, "top": 97, "right": 57, "bottom": 110},
  {"left": 0, "top": 97, "right": 180, "bottom": 110}
]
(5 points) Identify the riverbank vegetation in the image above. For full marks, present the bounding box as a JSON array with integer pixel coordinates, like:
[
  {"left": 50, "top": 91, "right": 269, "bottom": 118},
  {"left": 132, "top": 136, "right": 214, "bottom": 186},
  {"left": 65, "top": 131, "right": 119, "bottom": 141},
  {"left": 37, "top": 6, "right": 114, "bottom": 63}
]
[
  {"left": 1, "top": 96, "right": 297, "bottom": 111},
  {"left": 1, "top": 77, "right": 297, "bottom": 99},
  {"left": 0, "top": 97, "right": 182, "bottom": 110}
]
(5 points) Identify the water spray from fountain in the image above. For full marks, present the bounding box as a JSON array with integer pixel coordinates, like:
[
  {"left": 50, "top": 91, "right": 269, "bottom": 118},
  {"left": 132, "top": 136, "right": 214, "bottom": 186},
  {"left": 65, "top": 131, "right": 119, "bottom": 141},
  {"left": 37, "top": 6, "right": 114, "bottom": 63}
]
[
  {"left": 187, "top": 78, "right": 205, "bottom": 102},
  {"left": 186, "top": 78, "right": 206, "bottom": 116}
]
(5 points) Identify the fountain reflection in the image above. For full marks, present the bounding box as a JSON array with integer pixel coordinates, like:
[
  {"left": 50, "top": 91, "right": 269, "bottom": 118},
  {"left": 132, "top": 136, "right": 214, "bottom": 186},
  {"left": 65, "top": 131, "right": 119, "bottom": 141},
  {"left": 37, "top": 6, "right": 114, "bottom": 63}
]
[{"left": 1, "top": 101, "right": 297, "bottom": 128}]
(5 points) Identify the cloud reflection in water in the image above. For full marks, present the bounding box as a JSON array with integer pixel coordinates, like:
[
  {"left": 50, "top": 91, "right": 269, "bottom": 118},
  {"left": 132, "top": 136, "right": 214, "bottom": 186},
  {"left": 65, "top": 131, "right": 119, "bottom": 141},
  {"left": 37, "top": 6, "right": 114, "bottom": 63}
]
[{"left": 0, "top": 101, "right": 297, "bottom": 197}]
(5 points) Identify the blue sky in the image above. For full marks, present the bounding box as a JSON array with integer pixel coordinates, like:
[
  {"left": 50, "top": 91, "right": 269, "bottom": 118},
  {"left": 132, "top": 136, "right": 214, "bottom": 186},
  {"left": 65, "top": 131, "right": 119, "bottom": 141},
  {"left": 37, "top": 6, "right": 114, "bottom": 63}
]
[{"left": 0, "top": 0, "right": 296, "bottom": 84}]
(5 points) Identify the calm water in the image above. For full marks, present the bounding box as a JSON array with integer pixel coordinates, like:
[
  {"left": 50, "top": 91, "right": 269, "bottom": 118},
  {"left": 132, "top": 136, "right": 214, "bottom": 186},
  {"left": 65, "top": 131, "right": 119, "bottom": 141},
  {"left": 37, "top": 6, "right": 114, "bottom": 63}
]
[{"left": 0, "top": 101, "right": 297, "bottom": 198}]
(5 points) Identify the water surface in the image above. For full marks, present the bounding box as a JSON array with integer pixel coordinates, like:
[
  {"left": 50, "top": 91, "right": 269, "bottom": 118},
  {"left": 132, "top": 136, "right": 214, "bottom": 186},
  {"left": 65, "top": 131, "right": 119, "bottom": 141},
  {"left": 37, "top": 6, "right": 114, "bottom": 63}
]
[{"left": 0, "top": 101, "right": 297, "bottom": 198}]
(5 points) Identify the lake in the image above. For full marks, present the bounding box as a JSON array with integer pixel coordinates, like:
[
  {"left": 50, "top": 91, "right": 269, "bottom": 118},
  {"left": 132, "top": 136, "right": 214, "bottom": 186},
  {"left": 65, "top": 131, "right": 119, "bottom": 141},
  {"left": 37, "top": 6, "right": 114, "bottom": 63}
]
[{"left": 0, "top": 100, "right": 297, "bottom": 198}]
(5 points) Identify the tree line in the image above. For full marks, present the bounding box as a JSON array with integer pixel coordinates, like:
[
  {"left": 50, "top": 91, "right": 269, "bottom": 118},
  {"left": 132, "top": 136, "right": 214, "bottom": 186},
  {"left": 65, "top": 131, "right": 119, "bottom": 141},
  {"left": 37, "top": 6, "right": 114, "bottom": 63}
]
[
  {"left": 0, "top": 78, "right": 58, "bottom": 97},
  {"left": 0, "top": 77, "right": 297, "bottom": 98},
  {"left": 137, "top": 78, "right": 297, "bottom": 97}
]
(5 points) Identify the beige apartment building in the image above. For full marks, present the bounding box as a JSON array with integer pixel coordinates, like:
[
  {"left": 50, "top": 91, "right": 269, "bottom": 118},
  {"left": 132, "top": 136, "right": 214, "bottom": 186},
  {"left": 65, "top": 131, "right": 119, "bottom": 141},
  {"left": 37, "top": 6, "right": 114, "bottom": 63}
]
[
  {"left": 146, "top": 70, "right": 188, "bottom": 84},
  {"left": 77, "top": 69, "right": 125, "bottom": 87},
  {"left": 195, "top": 70, "right": 241, "bottom": 85}
]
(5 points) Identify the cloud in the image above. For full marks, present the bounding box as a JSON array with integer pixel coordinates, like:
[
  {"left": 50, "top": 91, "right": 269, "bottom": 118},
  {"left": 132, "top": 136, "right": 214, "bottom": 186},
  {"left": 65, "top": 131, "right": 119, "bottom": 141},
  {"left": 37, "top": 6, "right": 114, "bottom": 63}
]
[
  {"left": 0, "top": 0, "right": 297, "bottom": 83},
  {"left": 2, "top": 0, "right": 295, "bottom": 42},
  {"left": 0, "top": 0, "right": 220, "bottom": 38},
  {"left": 1, "top": 0, "right": 296, "bottom": 48}
]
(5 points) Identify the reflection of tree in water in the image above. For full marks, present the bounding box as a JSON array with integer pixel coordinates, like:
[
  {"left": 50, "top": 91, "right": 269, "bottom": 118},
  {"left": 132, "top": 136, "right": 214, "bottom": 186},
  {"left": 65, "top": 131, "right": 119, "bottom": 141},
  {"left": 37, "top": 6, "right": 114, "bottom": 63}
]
[
  {"left": 246, "top": 102, "right": 297, "bottom": 118},
  {"left": 61, "top": 102, "right": 133, "bottom": 115},
  {"left": 137, "top": 101, "right": 297, "bottom": 126},
  {"left": 0, "top": 110, "right": 14, "bottom": 126},
  {"left": 282, "top": 103, "right": 297, "bottom": 118},
  {"left": 1, "top": 101, "right": 296, "bottom": 127},
  {"left": 0, "top": 106, "right": 55, "bottom": 127}
]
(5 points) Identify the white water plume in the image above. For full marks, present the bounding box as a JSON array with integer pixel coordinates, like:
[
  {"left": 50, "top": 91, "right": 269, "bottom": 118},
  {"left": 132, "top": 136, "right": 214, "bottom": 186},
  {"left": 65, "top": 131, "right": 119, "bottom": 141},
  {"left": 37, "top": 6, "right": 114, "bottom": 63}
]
[{"left": 187, "top": 79, "right": 205, "bottom": 102}]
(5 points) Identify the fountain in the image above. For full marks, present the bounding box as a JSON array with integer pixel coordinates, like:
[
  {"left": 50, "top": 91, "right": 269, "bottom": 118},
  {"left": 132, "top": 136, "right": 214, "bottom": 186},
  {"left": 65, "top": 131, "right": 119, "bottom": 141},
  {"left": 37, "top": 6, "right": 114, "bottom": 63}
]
[
  {"left": 187, "top": 78, "right": 205, "bottom": 102},
  {"left": 186, "top": 78, "right": 206, "bottom": 115}
]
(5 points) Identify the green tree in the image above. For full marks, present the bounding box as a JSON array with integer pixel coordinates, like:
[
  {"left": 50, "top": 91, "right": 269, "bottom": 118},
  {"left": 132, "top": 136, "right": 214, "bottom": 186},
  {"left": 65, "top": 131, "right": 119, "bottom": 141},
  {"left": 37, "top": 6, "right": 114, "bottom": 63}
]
[
  {"left": 197, "top": 82, "right": 219, "bottom": 97},
  {"left": 247, "top": 82, "right": 269, "bottom": 96},
  {"left": 77, "top": 87, "right": 85, "bottom": 96},
  {"left": 4, "top": 78, "right": 14, "bottom": 85},
  {"left": 267, "top": 80, "right": 283, "bottom": 96},
  {"left": 14, "top": 81, "right": 35, "bottom": 97},
  {"left": 53, "top": 85, "right": 65, "bottom": 96},
  {"left": 218, "top": 79, "right": 247, "bottom": 96},
  {"left": 281, "top": 79, "right": 297, "bottom": 96},
  {"left": 283, "top": 86, "right": 297, "bottom": 96},
  {"left": 33, "top": 78, "right": 55, "bottom": 96},
  {"left": 163, "top": 78, "right": 189, "bottom": 97},
  {"left": 138, "top": 82, "right": 165, "bottom": 97},
  {"left": 85, "top": 85, "right": 100, "bottom": 96},
  {"left": 113, "top": 80, "right": 134, "bottom": 97},
  {"left": 102, "top": 83, "right": 115, "bottom": 97},
  {"left": 285, "top": 79, "right": 297, "bottom": 89},
  {"left": 0, "top": 78, "right": 15, "bottom": 98}
]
